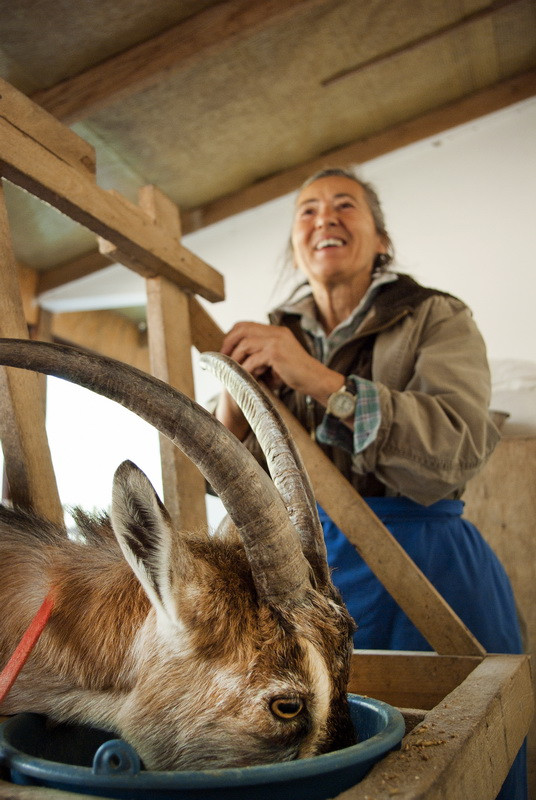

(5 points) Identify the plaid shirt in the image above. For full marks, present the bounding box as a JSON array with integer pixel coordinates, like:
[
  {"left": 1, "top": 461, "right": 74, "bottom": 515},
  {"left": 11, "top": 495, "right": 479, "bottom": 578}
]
[{"left": 290, "top": 272, "right": 397, "bottom": 454}]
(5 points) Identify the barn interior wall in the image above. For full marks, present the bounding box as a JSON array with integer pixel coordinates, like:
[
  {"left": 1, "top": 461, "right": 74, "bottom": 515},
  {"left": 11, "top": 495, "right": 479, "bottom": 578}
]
[{"left": 2, "top": 95, "right": 536, "bottom": 524}]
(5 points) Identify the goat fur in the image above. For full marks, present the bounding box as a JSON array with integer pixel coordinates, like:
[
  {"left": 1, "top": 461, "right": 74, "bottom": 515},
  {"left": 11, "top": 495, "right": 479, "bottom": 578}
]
[{"left": 0, "top": 460, "right": 355, "bottom": 770}]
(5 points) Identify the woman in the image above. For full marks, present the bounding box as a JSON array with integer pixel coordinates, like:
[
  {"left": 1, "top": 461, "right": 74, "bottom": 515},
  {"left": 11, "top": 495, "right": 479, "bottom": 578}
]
[{"left": 215, "top": 168, "right": 525, "bottom": 798}]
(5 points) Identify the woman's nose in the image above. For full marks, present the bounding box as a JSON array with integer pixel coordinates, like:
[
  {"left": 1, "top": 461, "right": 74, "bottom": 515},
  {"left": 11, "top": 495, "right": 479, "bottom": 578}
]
[{"left": 314, "top": 205, "right": 337, "bottom": 227}]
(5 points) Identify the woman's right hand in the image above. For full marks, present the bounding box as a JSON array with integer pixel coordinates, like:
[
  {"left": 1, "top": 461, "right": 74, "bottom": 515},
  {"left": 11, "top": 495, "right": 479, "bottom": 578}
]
[
  {"left": 220, "top": 321, "right": 343, "bottom": 402},
  {"left": 215, "top": 320, "right": 348, "bottom": 439}
]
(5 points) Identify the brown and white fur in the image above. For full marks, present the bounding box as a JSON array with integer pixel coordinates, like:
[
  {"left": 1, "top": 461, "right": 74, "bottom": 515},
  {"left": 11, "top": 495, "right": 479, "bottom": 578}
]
[{"left": 0, "top": 340, "right": 356, "bottom": 771}]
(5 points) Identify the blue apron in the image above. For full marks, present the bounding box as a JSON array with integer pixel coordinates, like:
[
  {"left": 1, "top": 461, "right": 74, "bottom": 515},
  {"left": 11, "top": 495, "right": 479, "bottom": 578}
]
[{"left": 318, "top": 497, "right": 526, "bottom": 799}]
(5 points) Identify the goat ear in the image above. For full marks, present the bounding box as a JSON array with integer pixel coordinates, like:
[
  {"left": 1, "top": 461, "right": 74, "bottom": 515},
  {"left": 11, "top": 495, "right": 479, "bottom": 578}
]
[{"left": 110, "top": 460, "right": 181, "bottom": 628}]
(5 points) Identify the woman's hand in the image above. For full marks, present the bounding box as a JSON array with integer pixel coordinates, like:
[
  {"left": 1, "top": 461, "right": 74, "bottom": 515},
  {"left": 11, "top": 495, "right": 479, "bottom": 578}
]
[{"left": 220, "top": 321, "right": 345, "bottom": 404}]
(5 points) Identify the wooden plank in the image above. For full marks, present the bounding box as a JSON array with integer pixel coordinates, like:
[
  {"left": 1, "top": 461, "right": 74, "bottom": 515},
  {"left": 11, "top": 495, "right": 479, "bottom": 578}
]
[
  {"left": 348, "top": 650, "right": 482, "bottom": 710},
  {"left": 338, "top": 654, "right": 533, "bottom": 799},
  {"left": 29, "top": 308, "right": 54, "bottom": 416},
  {"left": 16, "top": 265, "right": 40, "bottom": 327},
  {"left": 321, "top": 0, "right": 520, "bottom": 86},
  {"left": 0, "top": 91, "right": 224, "bottom": 303},
  {"left": 141, "top": 185, "right": 207, "bottom": 531},
  {"left": 0, "top": 781, "right": 105, "bottom": 800},
  {"left": 0, "top": 183, "right": 63, "bottom": 526},
  {"left": 463, "top": 435, "right": 536, "bottom": 798},
  {"left": 274, "top": 398, "right": 486, "bottom": 656},
  {"left": 0, "top": 77, "right": 95, "bottom": 175},
  {"left": 188, "top": 296, "right": 227, "bottom": 353},
  {"left": 51, "top": 310, "right": 150, "bottom": 372},
  {"left": 37, "top": 250, "right": 112, "bottom": 294},
  {"left": 30, "top": 0, "right": 331, "bottom": 123},
  {"left": 187, "top": 303, "right": 486, "bottom": 656},
  {"left": 181, "top": 69, "right": 536, "bottom": 233}
]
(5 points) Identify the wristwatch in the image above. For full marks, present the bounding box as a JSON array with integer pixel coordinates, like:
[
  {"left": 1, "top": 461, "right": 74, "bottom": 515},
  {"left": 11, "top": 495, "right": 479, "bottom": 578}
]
[{"left": 326, "top": 379, "right": 358, "bottom": 420}]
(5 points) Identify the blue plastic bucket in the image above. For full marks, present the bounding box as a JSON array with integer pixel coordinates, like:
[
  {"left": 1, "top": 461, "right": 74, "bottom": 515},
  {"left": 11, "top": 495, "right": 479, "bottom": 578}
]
[{"left": 0, "top": 695, "right": 405, "bottom": 800}]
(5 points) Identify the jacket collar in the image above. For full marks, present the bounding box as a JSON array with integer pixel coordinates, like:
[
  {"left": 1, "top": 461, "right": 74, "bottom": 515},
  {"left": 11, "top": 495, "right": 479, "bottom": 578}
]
[{"left": 270, "top": 271, "right": 397, "bottom": 334}]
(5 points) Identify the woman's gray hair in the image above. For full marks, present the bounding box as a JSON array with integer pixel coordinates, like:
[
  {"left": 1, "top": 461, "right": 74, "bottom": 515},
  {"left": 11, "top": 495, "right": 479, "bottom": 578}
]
[{"left": 286, "top": 166, "right": 395, "bottom": 273}]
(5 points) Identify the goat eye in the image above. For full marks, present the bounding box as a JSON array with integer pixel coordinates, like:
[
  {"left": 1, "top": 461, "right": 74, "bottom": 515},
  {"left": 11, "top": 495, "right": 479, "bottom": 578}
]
[{"left": 270, "top": 697, "right": 304, "bottom": 719}]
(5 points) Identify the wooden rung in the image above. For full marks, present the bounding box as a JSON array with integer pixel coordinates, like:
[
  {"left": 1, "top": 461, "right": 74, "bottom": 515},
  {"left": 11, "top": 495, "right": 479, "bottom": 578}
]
[{"left": 348, "top": 650, "right": 482, "bottom": 709}]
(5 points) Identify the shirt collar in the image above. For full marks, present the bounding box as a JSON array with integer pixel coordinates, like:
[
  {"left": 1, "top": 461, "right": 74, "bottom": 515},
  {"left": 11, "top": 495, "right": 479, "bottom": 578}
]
[{"left": 276, "top": 271, "right": 398, "bottom": 340}]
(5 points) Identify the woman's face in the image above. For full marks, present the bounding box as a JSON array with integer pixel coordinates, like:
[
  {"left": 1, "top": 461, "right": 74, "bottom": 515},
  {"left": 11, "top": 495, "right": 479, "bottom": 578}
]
[{"left": 291, "top": 176, "right": 387, "bottom": 290}]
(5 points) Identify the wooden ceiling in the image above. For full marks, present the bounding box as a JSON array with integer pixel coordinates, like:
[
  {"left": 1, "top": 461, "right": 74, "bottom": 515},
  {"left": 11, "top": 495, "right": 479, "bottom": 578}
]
[{"left": 1, "top": 0, "right": 535, "bottom": 275}]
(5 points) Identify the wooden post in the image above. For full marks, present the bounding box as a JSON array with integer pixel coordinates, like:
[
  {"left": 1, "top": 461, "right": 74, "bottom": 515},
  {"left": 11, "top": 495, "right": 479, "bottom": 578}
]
[
  {"left": 0, "top": 182, "right": 63, "bottom": 525},
  {"left": 140, "top": 186, "right": 207, "bottom": 531}
]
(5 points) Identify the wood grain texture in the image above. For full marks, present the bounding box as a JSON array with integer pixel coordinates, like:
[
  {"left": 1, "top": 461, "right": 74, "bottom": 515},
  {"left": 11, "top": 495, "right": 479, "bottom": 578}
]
[
  {"left": 30, "top": 0, "right": 330, "bottom": 123},
  {"left": 0, "top": 89, "right": 224, "bottom": 302},
  {"left": 464, "top": 435, "right": 536, "bottom": 798},
  {"left": 0, "top": 185, "right": 63, "bottom": 524},
  {"left": 339, "top": 654, "right": 533, "bottom": 800},
  {"left": 142, "top": 185, "right": 207, "bottom": 531}
]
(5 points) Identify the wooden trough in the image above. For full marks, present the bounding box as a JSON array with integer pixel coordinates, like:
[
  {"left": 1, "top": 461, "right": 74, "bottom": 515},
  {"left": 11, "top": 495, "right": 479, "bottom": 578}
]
[{"left": 0, "top": 78, "right": 533, "bottom": 799}]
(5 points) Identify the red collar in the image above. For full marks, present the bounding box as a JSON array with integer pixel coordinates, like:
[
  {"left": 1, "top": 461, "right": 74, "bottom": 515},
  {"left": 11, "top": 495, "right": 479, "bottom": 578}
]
[{"left": 0, "top": 590, "right": 55, "bottom": 704}]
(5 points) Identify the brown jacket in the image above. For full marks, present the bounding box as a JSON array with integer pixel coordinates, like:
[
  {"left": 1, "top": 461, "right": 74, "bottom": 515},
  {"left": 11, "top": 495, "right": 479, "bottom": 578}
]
[{"left": 266, "top": 274, "right": 499, "bottom": 505}]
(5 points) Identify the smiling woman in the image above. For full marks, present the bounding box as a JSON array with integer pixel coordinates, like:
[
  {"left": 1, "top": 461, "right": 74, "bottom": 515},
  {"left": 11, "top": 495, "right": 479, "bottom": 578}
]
[
  {"left": 291, "top": 174, "right": 390, "bottom": 318},
  {"left": 214, "top": 166, "right": 527, "bottom": 800}
]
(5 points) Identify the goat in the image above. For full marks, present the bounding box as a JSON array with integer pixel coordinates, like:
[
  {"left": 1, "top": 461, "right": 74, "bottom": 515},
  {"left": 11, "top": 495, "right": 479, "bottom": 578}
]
[{"left": 0, "top": 339, "right": 356, "bottom": 771}]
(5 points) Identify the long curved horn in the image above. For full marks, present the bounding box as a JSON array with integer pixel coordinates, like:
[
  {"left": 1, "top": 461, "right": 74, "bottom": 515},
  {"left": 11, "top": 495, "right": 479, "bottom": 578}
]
[
  {"left": 0, "top": 339, "right": 311, "bottom": 606},
  {"left": 200, "top": 352, "right": 330, "bottom": 590}
]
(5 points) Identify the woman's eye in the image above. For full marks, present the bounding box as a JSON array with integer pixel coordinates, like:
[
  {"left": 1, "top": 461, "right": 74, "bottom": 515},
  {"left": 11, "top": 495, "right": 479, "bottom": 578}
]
[{"left": 270, "top": 697, "right": 304, "bottom": 719}]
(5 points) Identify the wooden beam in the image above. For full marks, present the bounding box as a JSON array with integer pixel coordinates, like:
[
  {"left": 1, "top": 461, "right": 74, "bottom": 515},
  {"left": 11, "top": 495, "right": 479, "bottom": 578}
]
[
  {"left": 29, "top": 0, "right": 331, "bottom": 124},
  {"left": 141, "top": 185, "right": 207, "bottom": 531},
  {"left": 0, "top": 183, "right": 64, "bottom": 526},
  {"left": 272, "top": 394, "right": 486, "bottom": 656},
  {"left": 321, "top": 0, "right": 522, "bottom": 87},
  {"left": 181, "top": 68, "right": 536, "bottom": 232},
  {"left": 0, "top": 90, "right": 224, "bottom": 302},
  {"left": 348, "top": 650, "right": 482, "bottom": 710},
  {"left": 0, "top": 77, "right": 95, "bottom": 175},
  {"left": 51, "top": 309, "right": 150, "bottom": 372},
  {"left": 37, "top": 250, "right": 112, "bottom": 295},
  {"left": 339, "top": 654, "right": 533, "bottom": 800},
  {"left": 187, "top": 300, "right": 485, "bottom": 656},
  {"left": 188, "top": 296, "right": 226, "bottom": 353},
  {"left": 17, "top": 265, "right": 40, "bottom": 327}
]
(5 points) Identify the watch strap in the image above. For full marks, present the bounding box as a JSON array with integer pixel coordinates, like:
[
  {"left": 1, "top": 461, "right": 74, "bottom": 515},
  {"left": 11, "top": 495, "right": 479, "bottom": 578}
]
[{"left": 326, "top": 378, "right": 358, "bottom": 420}]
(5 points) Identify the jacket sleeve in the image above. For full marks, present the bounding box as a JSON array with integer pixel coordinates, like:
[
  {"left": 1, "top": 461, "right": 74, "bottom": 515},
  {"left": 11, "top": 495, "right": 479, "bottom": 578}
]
[{"left": 351, "top": 295, "right": 500, "bottom": 504}]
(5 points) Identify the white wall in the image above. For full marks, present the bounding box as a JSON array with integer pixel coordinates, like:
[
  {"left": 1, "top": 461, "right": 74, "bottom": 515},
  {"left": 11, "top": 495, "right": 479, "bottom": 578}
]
[
  {"left": 3, "top": 96, "right": 536, "bottom": 522},
  {"left": 185, "top": 96, "right": 536, "bottom": 371}
]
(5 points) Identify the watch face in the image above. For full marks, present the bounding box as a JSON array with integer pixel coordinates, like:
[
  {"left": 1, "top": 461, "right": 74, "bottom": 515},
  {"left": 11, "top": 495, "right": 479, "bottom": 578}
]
[{"left": 329, "top": 391, "right": 356, "bottom": 419}]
